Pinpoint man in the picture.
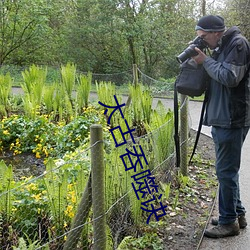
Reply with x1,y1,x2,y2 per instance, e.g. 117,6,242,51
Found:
192,15,250,238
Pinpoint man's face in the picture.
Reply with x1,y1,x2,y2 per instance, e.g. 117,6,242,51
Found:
196,30,221,49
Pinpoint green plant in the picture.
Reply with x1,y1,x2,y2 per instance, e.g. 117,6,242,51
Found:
0,73,12,117
12,176,49,241
117,232,163,250
144,100,174,164
96,81,122,127
178,172,191,189
43,84,56,114
60,62,76,102
0,161,15,222
21,65,47,118
76,72,92,111
172,190,180,210
13,233,49,250
129,83,152,127
160,182,171,201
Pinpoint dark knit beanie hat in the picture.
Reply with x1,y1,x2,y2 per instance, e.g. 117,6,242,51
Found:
195,15,225,32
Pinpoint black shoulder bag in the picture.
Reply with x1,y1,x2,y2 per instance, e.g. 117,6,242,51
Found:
174,58,210,168
175,58,208,97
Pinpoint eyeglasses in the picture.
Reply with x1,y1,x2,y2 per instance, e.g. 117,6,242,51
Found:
198,32,214,40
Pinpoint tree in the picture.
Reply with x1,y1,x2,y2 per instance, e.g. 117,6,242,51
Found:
220,0,250,39
0,0,48,65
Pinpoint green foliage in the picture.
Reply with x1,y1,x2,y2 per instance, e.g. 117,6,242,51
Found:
0,0,52,65
21,65,47,118
129,83,152,126
12,176,48,240
0,0,228,77
117,233,163,250
0,109,101,158
96,81,123,126
61,62,76,101
0,73,12,116
0,72,179,248
43,159,68,230
0,161,14,222
13,235,47,250
178,172,192,189
173,190,180,210
160,182,171,201
76,72,92,111
145,100,174,164
43,85,56,113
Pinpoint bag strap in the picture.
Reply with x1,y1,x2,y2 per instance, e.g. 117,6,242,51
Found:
189,91,208,164
174,80,180,168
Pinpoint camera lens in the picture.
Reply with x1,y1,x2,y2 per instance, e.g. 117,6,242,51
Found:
176,45,198,63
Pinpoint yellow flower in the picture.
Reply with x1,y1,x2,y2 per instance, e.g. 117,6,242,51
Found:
42,147,49,157
36,152,41,159
65,205,74,218
71,195,76,204
32,193,42,201
3,130,9,135
12,207,17,212
26,183,37,191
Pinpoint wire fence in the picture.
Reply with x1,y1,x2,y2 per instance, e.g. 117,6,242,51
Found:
0,66,191,249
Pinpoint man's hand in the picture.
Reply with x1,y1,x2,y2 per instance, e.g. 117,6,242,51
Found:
192,47,207,64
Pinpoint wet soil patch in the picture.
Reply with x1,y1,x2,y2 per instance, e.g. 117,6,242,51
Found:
0,152,45,180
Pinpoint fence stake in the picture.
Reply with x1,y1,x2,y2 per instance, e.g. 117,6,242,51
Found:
91,124,106,250
180,94,188,176
133,64,138,85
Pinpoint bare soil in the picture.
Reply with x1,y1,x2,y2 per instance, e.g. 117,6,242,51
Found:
161,130,217,250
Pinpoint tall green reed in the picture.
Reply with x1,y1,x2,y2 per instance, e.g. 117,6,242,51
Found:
96,81,122,127
0,161,14,222
61,63,76,103
43,84,55,114
0,73,12,117
76,72,92,112
43,159,68,232
21,65,47,118
145,100,174,164
129,84,152,134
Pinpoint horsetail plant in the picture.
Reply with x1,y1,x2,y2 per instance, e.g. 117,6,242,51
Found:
76,72,92,113
144,100,174,165
21,65,47,118
43,159,69,238
0,73,12,117
0,161,14,223
128,84,152,133
60,63,76,103
96,81,122,127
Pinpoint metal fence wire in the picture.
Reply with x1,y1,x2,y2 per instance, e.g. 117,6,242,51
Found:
0,67,190,249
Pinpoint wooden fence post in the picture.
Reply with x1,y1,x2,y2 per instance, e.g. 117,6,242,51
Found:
133,64,138,86
91,124,106,250
180,94,188,176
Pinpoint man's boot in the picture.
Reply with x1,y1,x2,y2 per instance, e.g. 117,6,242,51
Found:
204,222,240,238
211,214,247,229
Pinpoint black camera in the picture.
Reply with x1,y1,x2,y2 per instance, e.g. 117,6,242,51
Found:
176,36,208,63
